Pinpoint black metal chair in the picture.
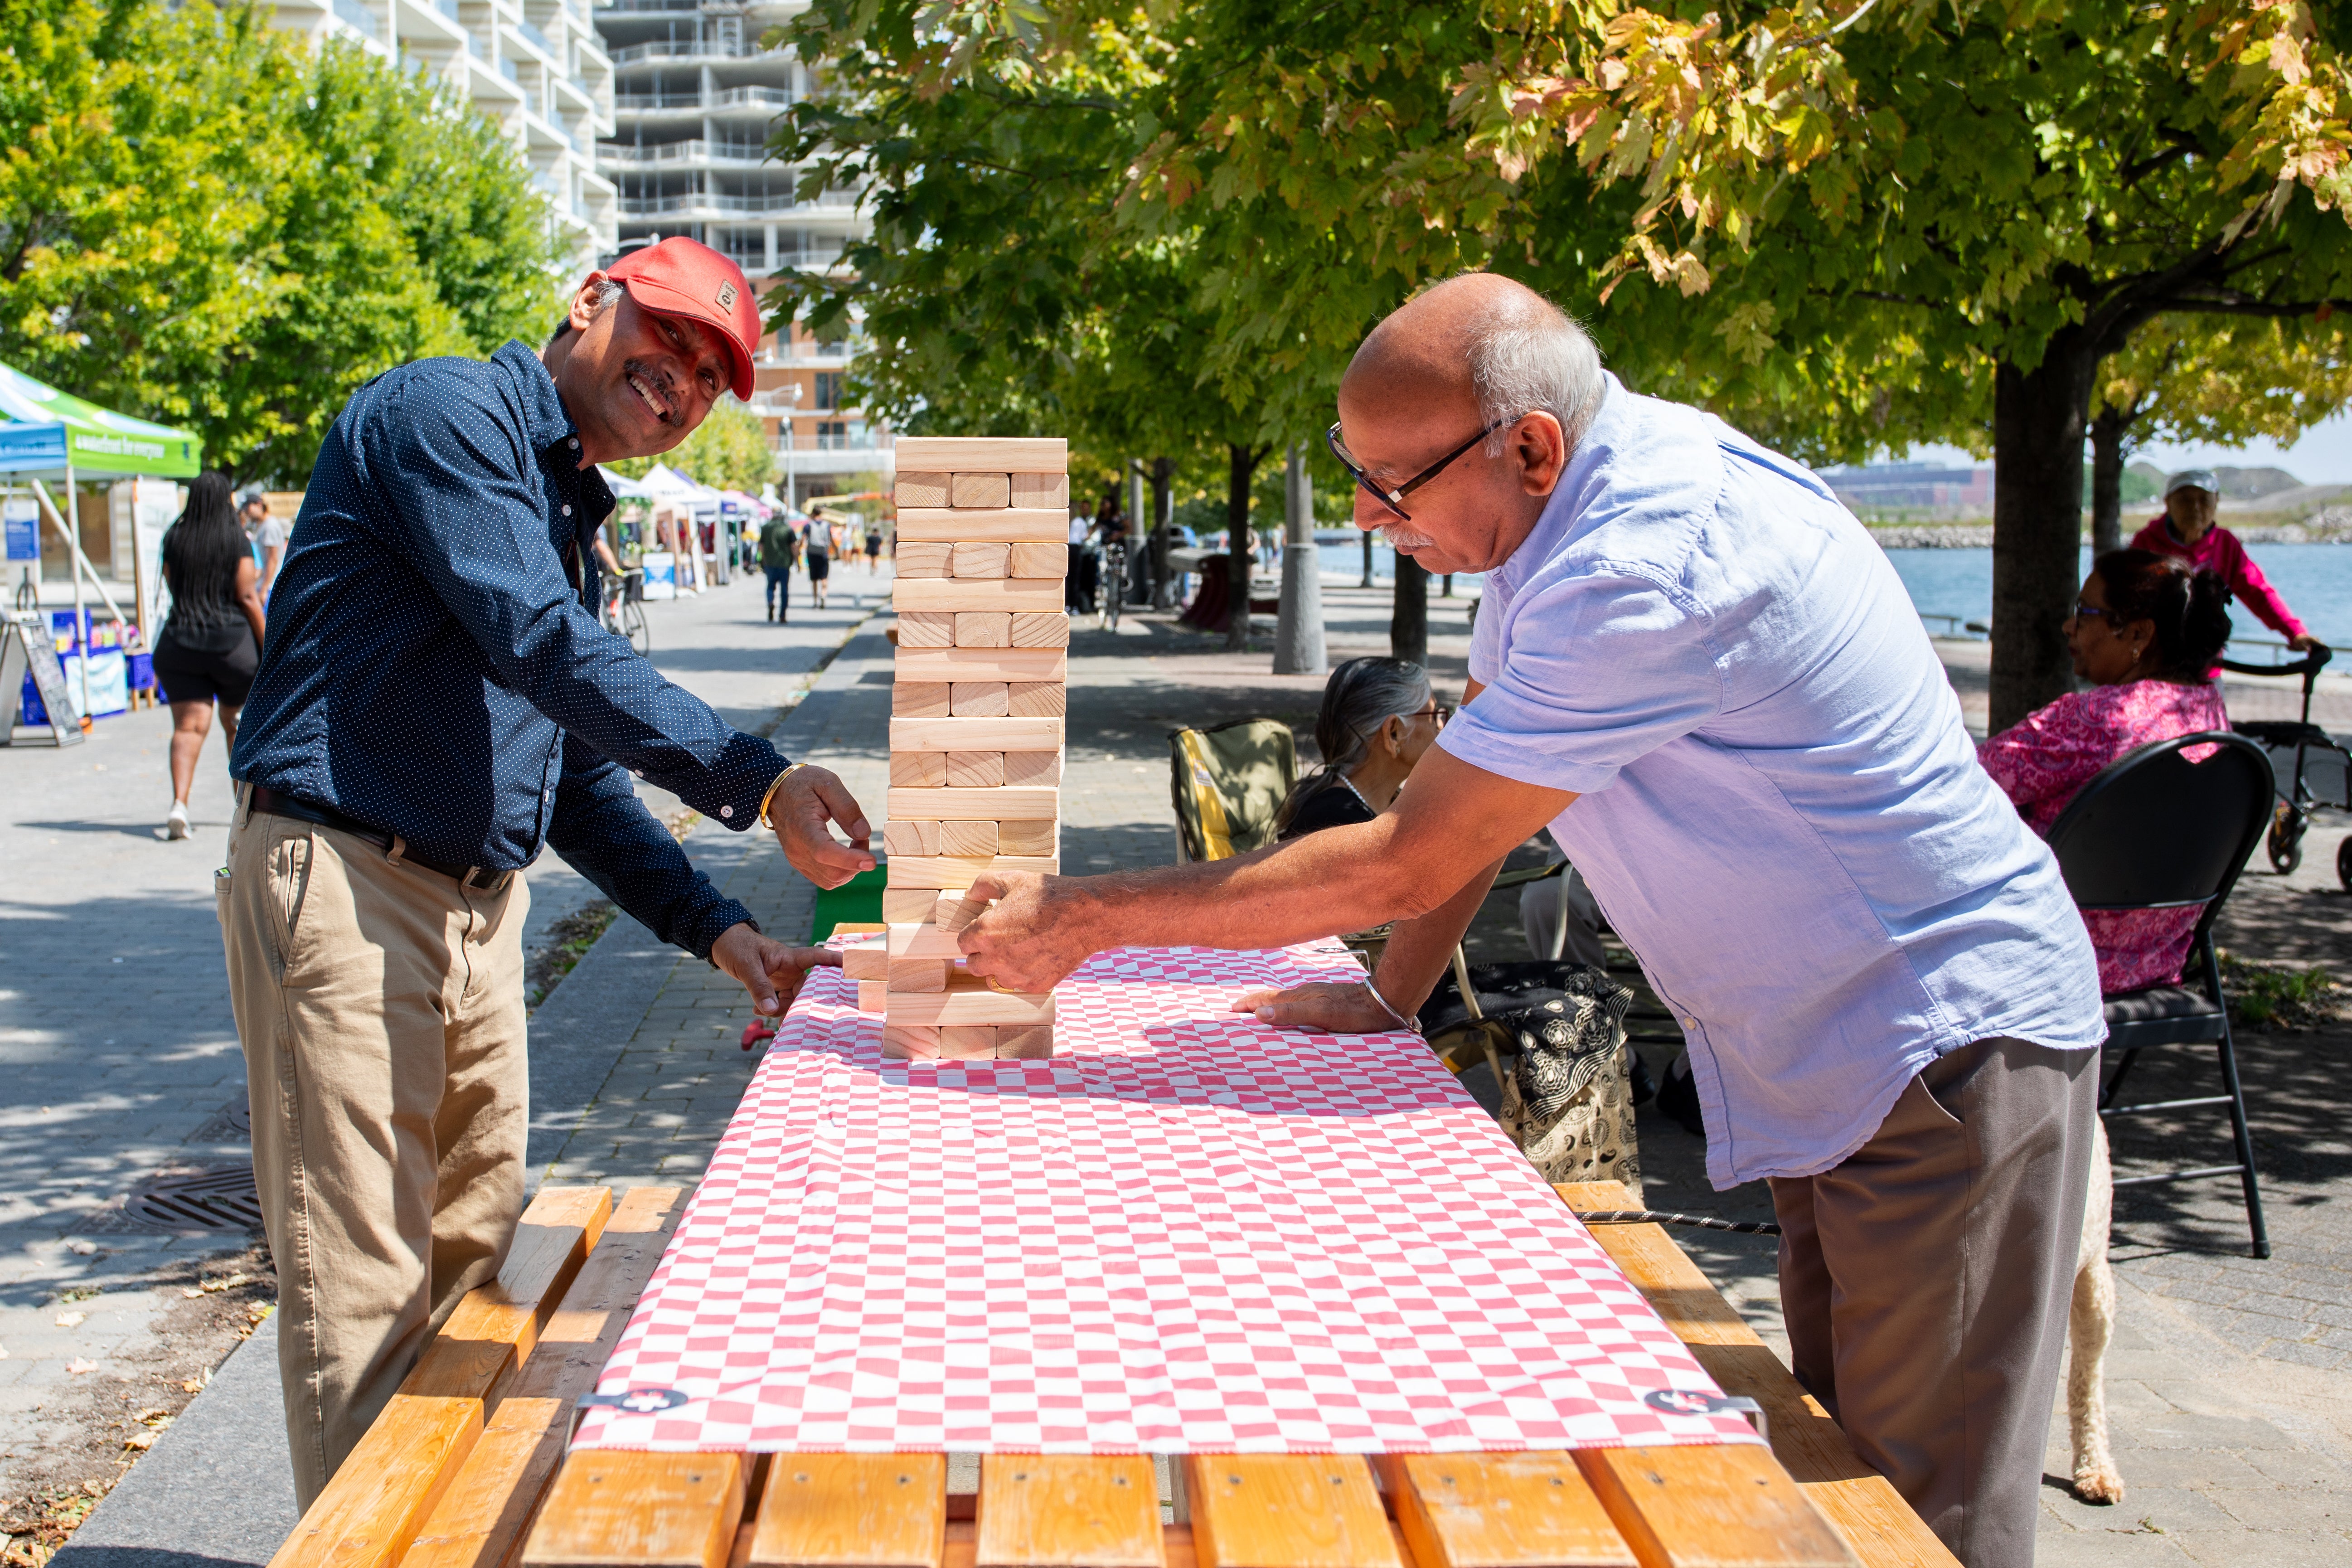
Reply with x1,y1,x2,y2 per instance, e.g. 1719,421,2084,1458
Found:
2044,731,2274,1258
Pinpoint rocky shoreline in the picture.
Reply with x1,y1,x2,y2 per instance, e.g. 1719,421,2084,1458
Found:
1870,505,2352,548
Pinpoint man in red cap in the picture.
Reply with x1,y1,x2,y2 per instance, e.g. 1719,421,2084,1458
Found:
221,238,878,1506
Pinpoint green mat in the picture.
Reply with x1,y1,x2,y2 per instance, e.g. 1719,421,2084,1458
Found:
809,865,888,942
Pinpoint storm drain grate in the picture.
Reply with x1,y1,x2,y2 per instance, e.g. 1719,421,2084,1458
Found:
105,1165,265,1233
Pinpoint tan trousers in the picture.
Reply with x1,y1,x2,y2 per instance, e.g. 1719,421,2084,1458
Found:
218,799,531,1510
1770,1037,2097,1568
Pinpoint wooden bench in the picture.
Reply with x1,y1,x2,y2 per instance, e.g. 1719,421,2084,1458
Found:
269,1182,1957,1568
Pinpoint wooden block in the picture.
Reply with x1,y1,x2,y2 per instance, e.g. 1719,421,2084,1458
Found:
894,578,1062,614
940,820,1000,857
897,648,1066,684
899,611,955,648
884,821,943,858
882,979,1054,1026
842,941,891,981
952,682,1011,717
750,1453,947,1568
1010,472,1069,508
1375,1452,1634,1568
522,1451,746,1568
275,1189,612,1568
1008,542,1069,580
1010,612,1070,648
892,752,950,788
857,981,887,1012
934,891,983,930
951,472,1013,509
954,612,1013,648
886,854,1058,889
1004,751,1063,787
997,819,1057,856
939,1025,999,1060
895,509,1069,544
976,1455,1161,1568
1186,1456,1399,1568
889,957,951,993
412,1189,686,1568
888,786,1060,820
953,540,1013,577
890,922,962,960
894,682,951,718
1574,1446,1856,1568
891,718,1063,752
1008,682,1066,718
895,437,1067,472
946,751,1006,788
883,888,943,922
895,541,954,578
882,1024,943,1061
996,1024,1055,1060
895,472,952,509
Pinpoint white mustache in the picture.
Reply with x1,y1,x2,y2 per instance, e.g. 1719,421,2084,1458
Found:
1381,523,1436,551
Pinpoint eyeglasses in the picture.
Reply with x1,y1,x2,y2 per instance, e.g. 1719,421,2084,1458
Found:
2071,602,2117,622
1326,417,1515,523
1413,703,1454,727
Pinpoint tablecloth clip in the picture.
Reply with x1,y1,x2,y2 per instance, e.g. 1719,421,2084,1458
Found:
1720,1395,1768,1442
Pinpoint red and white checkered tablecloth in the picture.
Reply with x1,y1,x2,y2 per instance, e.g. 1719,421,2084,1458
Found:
569,942,1762,1455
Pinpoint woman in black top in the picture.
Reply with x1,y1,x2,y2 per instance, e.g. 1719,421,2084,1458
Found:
1275,656,1449,840
153,472,266,840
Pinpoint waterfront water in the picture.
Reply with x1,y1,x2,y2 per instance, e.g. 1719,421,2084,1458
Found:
1888,544,2352,650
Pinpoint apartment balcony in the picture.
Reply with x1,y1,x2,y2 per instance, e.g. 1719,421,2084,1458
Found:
614,84,798,113
601,138,774,167
332,0,380,38
618,190,836,217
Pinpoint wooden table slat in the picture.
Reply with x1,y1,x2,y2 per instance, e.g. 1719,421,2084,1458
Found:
1574,1446,1856,1568
522,1451,747,1568
1375,1452,1636,1568
267,1185,614,1568
1552,1185,1956,1568
975,1456,1163,1568
748,1453,949,1568
408,1187,688,1568
1185,1456,1401,1568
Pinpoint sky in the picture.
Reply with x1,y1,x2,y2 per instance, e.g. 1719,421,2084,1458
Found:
1888,407,2352,485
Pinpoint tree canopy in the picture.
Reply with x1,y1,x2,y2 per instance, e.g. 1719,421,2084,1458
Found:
609,395,779,494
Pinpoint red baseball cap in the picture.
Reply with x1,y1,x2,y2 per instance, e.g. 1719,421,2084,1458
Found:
604,238,763,400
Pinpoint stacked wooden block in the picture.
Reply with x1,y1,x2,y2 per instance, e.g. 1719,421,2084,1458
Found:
856,436,1068,1060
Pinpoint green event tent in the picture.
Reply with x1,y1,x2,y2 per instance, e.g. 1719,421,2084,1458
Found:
0,359,202,478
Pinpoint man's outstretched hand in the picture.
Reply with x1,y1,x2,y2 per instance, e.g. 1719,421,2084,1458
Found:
710,922,840,1024
769,764,873,889
956,873,1099,994
1231,981,1413,1034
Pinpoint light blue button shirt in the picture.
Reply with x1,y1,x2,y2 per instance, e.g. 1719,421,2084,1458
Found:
1440,377,2103,1189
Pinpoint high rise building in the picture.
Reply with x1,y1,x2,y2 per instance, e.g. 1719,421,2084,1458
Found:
592,0,887,503
265,0,619,273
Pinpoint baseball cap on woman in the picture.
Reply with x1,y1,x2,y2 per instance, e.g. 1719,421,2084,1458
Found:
605,238,764,399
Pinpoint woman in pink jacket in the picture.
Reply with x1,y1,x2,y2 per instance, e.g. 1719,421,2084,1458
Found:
2129,468,2322,653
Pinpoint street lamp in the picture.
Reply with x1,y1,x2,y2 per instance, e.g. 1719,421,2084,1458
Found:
752,380,804,511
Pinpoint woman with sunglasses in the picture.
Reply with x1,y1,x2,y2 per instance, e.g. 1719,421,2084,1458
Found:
1978,549,2233,993
1274,656,1451,839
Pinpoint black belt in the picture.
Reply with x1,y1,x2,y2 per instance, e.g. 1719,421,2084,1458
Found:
249,786,514,893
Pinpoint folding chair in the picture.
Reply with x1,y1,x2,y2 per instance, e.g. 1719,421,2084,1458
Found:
2043,731,2275,1258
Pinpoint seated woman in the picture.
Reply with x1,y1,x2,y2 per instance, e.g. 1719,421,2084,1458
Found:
1978,549,2233,994
1274,655,1448,838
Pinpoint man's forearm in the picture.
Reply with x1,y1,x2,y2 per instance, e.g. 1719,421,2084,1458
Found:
1371,855,1507,1019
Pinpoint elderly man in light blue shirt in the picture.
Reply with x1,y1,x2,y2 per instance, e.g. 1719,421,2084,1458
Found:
961,274,2104,1568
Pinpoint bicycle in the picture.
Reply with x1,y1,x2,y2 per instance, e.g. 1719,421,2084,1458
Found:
602,568,652,655
1099,538,1127,632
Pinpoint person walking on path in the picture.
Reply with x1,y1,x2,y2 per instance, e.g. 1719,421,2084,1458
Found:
2130,468,2323,654
153,472,267,841
803,512,831,607
241,490,290,603
760,506,799,623
960,275,2103,1568
219,237,877,1510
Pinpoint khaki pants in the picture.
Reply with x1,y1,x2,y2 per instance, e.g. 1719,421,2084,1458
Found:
218,799,530,1510
1770,1037,2097,1568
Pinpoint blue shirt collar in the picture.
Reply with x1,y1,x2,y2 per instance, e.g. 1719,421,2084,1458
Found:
495,339,584,456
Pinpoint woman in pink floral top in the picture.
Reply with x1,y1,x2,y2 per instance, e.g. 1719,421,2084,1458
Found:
1979,549,2235,994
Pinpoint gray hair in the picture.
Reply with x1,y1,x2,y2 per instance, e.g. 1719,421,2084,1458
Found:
1466,288,1605,456
547,277,626,350
1274,657,1434,835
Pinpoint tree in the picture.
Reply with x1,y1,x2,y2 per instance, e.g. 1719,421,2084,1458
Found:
609,395,778,494
2089,316,2352,552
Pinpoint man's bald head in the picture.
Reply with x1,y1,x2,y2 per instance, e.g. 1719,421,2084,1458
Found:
1345,274,1603,453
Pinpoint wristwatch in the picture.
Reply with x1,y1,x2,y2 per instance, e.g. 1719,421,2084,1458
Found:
758,763,806,830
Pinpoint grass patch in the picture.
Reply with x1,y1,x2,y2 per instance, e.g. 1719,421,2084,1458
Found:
525,900,620,1013
2219,955,2338,1030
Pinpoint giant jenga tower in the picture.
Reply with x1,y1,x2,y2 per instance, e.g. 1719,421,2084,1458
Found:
868,437,1068,1060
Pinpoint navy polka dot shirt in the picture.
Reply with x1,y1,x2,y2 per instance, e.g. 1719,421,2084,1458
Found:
232,342,785,959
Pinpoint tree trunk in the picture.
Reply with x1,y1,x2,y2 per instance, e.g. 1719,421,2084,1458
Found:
2089,403,2130,557
1392,554,1429,665
1991,338,2097,731
1225,442,1258,651
1149,456,1174,607
1360,532,1373,587
1274,442,1328,675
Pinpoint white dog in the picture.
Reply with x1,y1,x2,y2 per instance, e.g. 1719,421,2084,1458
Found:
2067,1115,2124,1503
